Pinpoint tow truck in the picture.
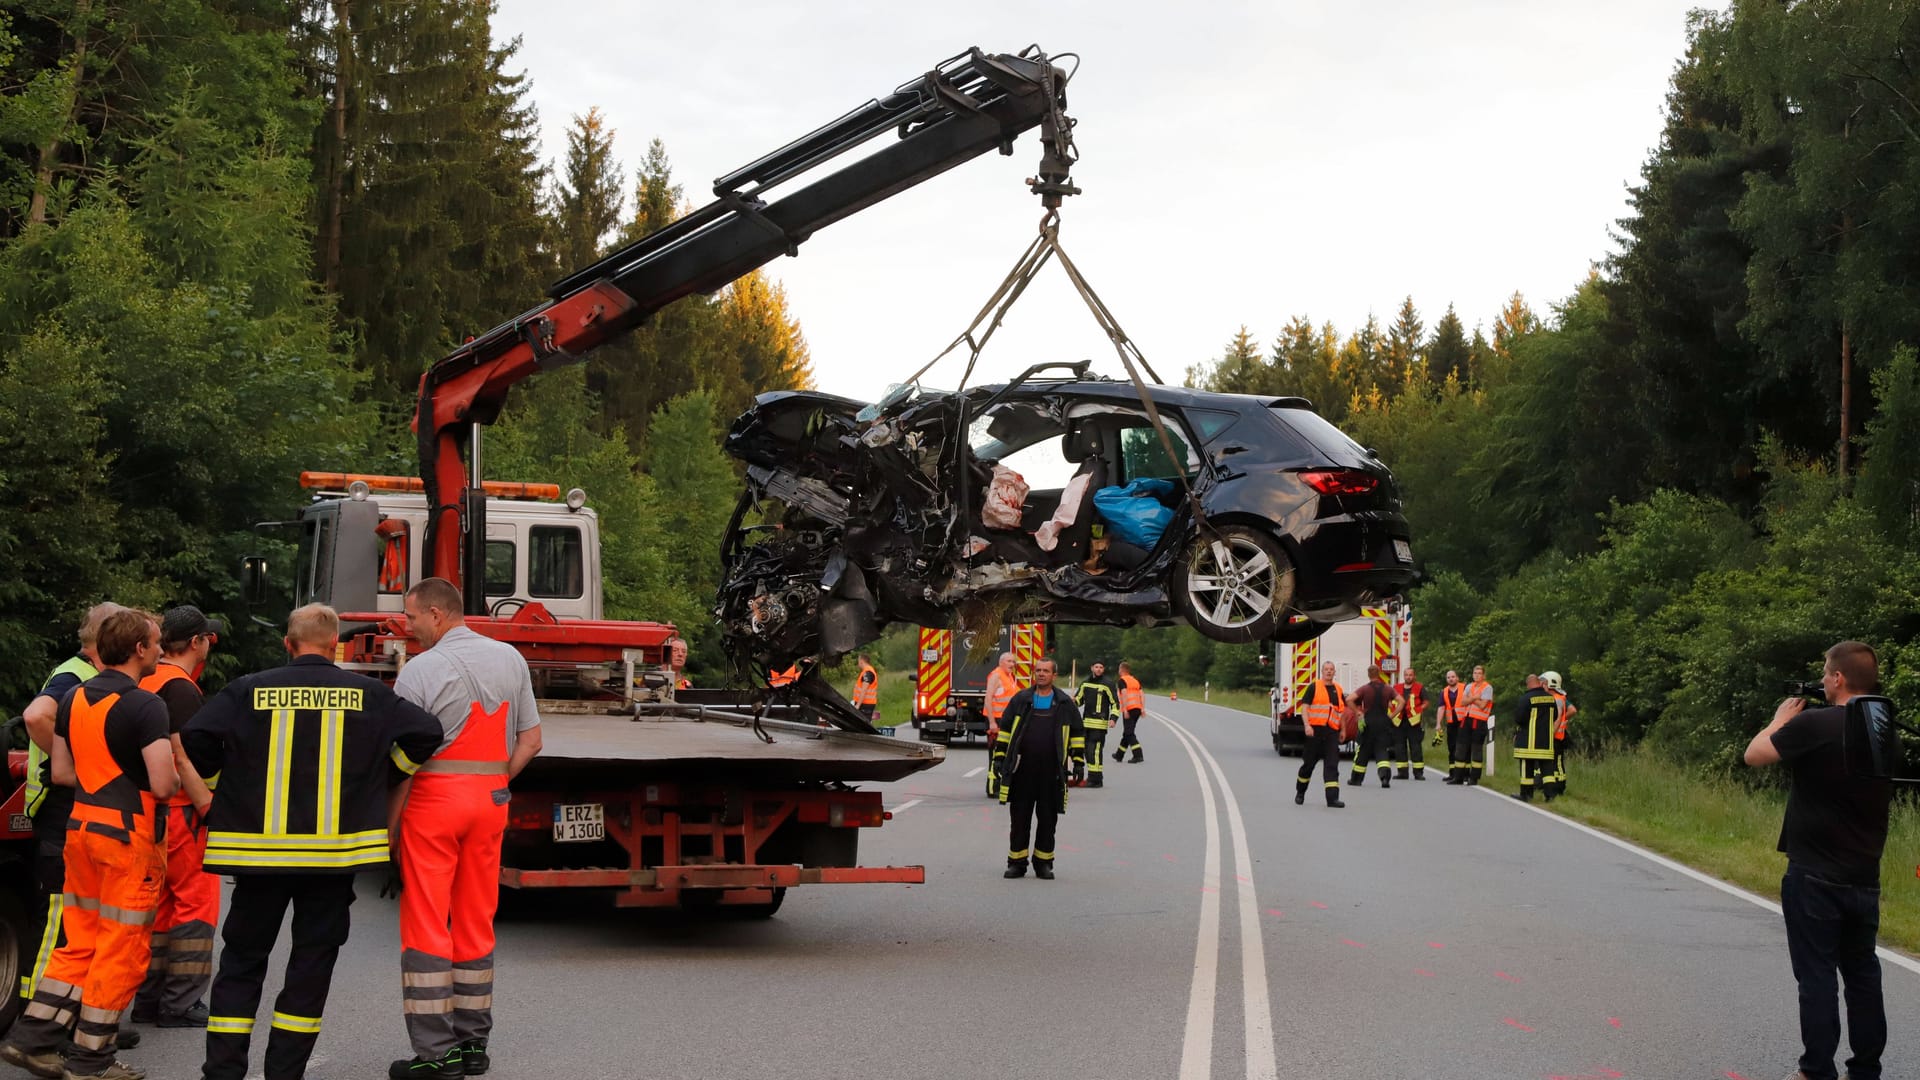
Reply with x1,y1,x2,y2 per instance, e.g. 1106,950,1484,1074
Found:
235,45,1084,916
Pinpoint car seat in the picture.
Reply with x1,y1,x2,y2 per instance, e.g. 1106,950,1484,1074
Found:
1049,423,1109,565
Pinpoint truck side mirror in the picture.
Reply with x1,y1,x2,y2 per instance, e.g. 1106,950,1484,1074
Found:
907,674,918,686
241,555,270,607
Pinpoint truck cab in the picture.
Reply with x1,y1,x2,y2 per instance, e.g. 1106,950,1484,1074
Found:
280,473,603,621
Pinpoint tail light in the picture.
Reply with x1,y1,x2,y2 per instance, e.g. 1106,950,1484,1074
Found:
916,693,927,715
1299,469,1379,496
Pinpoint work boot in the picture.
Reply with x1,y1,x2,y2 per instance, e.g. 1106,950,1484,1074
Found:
1326,797,1346,809
1089,776,1103,788
1348,772,1364,786
1129,749,1143,764
1113,748,1126,762
157,1001,209,1028
1396,768,1410,780
1379,772,1392,789
62,1060,145,1080
1,1043,66,1080
128,1002,158,1025
1003,862,1027,879
1033,861,1055,880
1413,770,1426,781
1294,789,1306,805
458,1040,490,1076
1443,769,1461,784
388,1048,465,1079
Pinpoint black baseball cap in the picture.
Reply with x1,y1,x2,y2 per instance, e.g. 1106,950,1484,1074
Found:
160,605,228,648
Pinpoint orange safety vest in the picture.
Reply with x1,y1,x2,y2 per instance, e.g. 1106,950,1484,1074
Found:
1300,680,1346,729
1552,690,1571,739
852,661,878,707
985,668,1019,721
69,689,161,844
1119,674,1144,713
1462,680,1493,722
1440,684,1466,725
140,661,197,806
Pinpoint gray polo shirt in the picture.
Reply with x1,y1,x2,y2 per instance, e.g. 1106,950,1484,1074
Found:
394,625,541,757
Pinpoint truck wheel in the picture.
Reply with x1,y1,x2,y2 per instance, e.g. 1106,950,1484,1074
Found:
1173,526,1294,644
0,887,30,1034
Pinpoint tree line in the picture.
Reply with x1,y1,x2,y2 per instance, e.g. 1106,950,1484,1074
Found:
1183,0,1920,770
0,0,812,699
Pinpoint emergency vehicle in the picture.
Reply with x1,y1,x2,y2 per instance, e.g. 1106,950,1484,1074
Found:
913,624,1046,746
1269,606,1412,755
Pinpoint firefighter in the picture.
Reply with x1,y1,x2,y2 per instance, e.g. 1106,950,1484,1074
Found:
982,652,1020,798
15,603,124,1029
1541,670,1576,798
183,604,443,1080
1347,665,1394,788
1390,666,1428,781
1438,670,1470,784
388,578,543,1080
1114,662,1146,763
993,658,1085,879
1458,665,1494,786
1294,661,1348,808
1513,674,1560,801
3,609,176,1080
1073,662,1118,788
851,655,879,722
131,606,225,1029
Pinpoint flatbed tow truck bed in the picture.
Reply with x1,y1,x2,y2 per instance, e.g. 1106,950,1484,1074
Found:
521,710,944,787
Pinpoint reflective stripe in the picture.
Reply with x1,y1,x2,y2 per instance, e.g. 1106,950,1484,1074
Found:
202,846,389,869
207,1016,255,1035
97,902,157,926
25,894,62,998
203,771,219,790
1008,848,1030,859
450,994,492,1010
24,1001,75,1026
389,745,422,776
265,708,295,834
316,708,344,836
208,828,388,850
402,998,452,1014
451,968,493,986
72,1028,114,1051
417,758,509,776
169,936,214,953
79,1004,120,1024
272,1011,322,1034
402,970,455,988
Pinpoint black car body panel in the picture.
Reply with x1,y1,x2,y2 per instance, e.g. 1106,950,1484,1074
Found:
716,376,1416,673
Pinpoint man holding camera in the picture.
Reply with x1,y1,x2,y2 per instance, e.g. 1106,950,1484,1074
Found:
1744,641,1891,1080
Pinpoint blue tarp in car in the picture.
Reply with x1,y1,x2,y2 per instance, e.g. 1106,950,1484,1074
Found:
1093,478,1175,549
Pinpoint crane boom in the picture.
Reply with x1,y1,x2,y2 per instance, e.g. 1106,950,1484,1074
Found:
413,45,1081,609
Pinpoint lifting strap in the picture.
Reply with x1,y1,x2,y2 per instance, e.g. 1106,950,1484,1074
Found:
903,211,1209,533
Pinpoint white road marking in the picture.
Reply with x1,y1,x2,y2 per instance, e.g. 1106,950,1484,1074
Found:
1474,786,1920,977
1163,707,1223,1080
1157,710,1278,1080
888,799,923,814
963,766,986,778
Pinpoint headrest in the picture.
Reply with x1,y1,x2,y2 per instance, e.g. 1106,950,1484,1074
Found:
1062,424,1102,463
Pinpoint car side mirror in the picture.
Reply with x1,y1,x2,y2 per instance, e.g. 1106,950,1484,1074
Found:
907,674,919,686
241,555,270,607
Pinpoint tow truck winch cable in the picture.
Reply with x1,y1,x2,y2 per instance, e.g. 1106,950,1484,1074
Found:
902,210,1210,535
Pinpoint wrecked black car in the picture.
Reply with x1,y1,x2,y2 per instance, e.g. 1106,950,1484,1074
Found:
716,361,1416,675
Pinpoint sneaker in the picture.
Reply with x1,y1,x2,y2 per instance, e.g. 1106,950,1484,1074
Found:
1003,864,1027,879
1033,862,1055,880
63,1059,145,1080
388,1049,465,1079
1,1042,66,1080
459,1041,490,1076
157,1001,209,1028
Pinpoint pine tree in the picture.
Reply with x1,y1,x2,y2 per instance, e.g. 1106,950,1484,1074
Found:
1193,325,1265,393
1492,291,1540,360
1426,304,1471,387
1339,313,1386,407
1383,295,1424,389
552,107,624,269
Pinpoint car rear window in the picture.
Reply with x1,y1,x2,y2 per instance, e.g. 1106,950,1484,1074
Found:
1270,404,1368,460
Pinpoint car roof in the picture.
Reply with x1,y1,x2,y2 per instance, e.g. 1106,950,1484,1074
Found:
982,378,1316,415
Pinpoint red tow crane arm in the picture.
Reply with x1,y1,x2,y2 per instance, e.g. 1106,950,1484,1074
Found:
412,45,1081,613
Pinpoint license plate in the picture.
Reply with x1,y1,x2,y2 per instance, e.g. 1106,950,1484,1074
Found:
1392,538,1412,564
552,803,604,843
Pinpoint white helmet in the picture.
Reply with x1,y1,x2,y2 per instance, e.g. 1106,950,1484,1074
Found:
1541,670,1563,692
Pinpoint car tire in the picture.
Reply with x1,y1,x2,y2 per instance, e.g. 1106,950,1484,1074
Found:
1173,525,1295,644
0,885,29,1034
1270,617,1331,644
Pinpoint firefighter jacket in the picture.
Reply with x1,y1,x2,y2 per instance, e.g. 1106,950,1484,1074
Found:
1075,677,1118,729
993,687,1086,812
181,655,444,874
1392,681,1426,726
1513,688,1559,761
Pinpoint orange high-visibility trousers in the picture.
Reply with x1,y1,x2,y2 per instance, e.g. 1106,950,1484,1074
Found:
137,803,219,1016
397,702,510,1059
21,828,164,1068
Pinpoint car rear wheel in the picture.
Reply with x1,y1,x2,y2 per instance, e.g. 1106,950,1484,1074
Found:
1174,526,1295,644
1270,616,1331,644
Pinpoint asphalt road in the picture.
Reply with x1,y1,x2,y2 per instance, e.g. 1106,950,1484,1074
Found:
113,695,1917,1080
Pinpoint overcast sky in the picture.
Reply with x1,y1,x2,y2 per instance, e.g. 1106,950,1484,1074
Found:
493,0,1703,400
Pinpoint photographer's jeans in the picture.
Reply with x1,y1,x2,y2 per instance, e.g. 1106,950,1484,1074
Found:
1781,863,1886,1080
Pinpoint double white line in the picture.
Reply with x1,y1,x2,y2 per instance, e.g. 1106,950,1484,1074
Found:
1153,709,1277,1080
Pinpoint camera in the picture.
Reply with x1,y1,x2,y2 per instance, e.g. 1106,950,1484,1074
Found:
1784,679,1826,703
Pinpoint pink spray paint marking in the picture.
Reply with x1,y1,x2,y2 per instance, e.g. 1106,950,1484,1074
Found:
1495,971,1522,984
1726,1073,1754,1080
1236,874,1252,884
1547,1072,1624,1080
1060,843,1080,853
1413,968,1435,977
1310,901,1328,909
1113,860,1132,868
1340,938,1366,949
1162,853,1178,862
1103,839,1116,847
1503,1018,1535,1032
1607,1018,1623,1030
1201,886,1218,894
1264,908,1284,918
1428,942,1445,949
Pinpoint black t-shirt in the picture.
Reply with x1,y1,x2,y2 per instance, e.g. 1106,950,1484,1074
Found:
1771,704,1894,885
1353,682,1390,723
154,676,204,735
54,670,171,794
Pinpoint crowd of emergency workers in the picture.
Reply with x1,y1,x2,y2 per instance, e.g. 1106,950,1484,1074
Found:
6,580,541,1080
